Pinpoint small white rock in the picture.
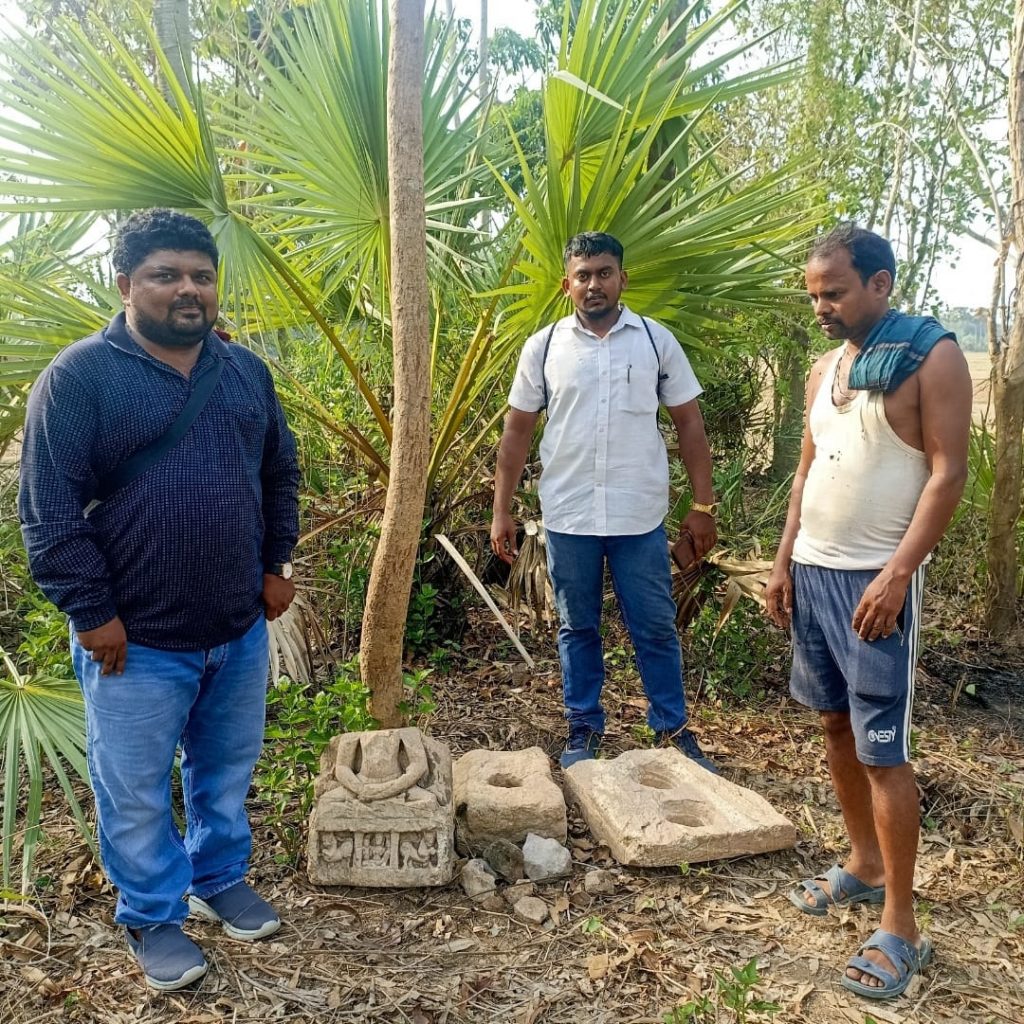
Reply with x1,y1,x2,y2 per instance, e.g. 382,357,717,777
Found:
460,858,498,900
584,868,616,895
523,832,572,881
513,896,549,925
503,880,536,907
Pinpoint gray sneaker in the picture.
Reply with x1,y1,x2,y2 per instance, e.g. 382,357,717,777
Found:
189,881,281,940
126,924,208,991
657,727,720,774
560,727,603,769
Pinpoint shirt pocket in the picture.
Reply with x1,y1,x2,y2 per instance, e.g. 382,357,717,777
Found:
208,391,267,461
620,361,661,415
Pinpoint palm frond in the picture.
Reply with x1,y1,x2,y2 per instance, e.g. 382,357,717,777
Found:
0,650,94,894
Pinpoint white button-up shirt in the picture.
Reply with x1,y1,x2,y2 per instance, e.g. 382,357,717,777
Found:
508,306,702,536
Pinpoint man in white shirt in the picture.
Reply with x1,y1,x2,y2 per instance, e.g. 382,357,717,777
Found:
490,232,718,771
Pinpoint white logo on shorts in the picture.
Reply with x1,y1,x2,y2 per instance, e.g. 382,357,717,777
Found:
868,728,896,743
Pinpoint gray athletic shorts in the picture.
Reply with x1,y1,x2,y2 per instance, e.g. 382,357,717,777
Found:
789,562,925,766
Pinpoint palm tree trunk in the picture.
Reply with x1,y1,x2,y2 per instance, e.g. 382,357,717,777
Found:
479,0,489,97
985,4,1024,637
153,0,191,98
360,0,431,726
770,323,807,481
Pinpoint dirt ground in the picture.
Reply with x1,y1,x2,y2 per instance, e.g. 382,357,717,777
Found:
2,616,1022,1024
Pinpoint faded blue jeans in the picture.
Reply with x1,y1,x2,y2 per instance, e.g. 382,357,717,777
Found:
71,615,269,929
544,525,688,736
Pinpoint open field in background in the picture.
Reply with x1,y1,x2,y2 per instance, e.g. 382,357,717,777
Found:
966,351,993,423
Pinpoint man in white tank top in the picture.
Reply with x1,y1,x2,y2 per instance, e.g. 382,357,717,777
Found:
766,225,971,1000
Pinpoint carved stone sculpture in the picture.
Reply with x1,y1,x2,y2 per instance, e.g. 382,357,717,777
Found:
307,728,454,887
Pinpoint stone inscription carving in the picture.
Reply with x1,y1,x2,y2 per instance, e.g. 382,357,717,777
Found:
307,729,454,887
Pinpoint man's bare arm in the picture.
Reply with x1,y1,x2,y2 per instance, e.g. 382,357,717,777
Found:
852,339,971,639
666,399,718,557
490,407,540,563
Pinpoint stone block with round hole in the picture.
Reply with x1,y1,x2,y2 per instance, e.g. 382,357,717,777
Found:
563,749,795,866
453,747,567,848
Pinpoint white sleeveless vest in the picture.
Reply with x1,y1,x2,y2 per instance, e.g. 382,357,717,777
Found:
792,348,929,571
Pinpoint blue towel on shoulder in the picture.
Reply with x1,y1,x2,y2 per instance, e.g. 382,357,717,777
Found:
848,309,955,393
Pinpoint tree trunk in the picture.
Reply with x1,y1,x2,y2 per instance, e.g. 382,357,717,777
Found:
359,0,432,726
153,0,191,99
770,323,808,482
478,0,489,98
985,3,1024,637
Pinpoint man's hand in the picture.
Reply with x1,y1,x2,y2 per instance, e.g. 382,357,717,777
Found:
852,571,907,641
490,511,520,564
682,509,717,561
263,573,296,621
765,564,793,630
77,616,127,676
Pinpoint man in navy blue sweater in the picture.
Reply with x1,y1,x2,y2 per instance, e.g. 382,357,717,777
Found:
19,209,300,991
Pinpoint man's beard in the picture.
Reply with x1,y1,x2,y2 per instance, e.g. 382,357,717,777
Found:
132,305,215,348
581,298,618,320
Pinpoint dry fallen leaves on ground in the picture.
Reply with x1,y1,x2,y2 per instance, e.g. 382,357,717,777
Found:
2,620,1022,1024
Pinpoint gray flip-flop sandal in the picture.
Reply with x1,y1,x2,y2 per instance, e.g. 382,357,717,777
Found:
788,863,886,916
841,928,933,999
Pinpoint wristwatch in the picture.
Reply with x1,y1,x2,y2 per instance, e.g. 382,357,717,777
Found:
269,562,294,579
690,501,719,518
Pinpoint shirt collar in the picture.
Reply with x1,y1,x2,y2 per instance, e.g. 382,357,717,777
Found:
571,303,639,338
103,310,233,364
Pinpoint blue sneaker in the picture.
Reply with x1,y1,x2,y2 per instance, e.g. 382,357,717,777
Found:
560,728,602,769
189,881,280,941
658,727,720,774
126,924,208,991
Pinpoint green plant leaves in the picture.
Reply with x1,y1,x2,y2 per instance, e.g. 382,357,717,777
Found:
0,651,94,894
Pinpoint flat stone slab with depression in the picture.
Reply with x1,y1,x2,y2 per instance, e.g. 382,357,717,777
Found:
307,728,455,887
564,749,795,867
454,747,567,846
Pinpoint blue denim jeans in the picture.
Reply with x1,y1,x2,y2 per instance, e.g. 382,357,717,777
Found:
544,525,688,735
71,615,269,929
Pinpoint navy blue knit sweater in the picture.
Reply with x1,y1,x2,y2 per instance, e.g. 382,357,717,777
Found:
19,313,300,651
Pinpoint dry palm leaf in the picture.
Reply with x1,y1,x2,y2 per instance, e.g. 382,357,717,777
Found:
507,519,557,632
672,551,709,632
268,589,326,684
705,548,772,640
672,546,775,637
435,533,536,669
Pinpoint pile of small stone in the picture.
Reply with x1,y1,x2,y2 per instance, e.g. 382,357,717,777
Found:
460,832,590,925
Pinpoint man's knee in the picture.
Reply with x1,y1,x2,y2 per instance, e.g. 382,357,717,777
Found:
820,710,853,738
862,760,915,785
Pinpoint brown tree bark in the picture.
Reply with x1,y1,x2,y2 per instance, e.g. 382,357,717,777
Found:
985,2,1024,636
359,0,432,726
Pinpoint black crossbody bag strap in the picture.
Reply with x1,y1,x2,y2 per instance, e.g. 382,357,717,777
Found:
640,316,666,398
539,321,558,411
542,317,664,409
85,358,226,517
